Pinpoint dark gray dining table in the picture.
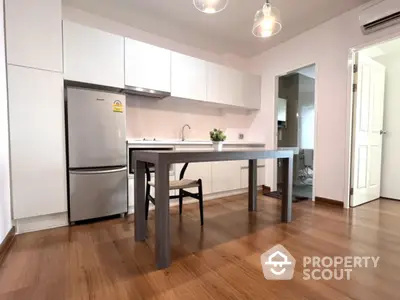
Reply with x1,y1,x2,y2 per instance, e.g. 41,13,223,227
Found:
133,148,295,269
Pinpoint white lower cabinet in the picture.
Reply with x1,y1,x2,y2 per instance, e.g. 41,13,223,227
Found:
211,161,241,193
128,174,177,209
175,162,212,194
240,166,266,189
8,65,67,219
128,177,135,207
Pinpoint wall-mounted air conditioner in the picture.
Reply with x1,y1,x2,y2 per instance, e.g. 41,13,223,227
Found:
359,0,400,35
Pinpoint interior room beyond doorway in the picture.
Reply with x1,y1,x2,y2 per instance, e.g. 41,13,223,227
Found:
269,64,316,202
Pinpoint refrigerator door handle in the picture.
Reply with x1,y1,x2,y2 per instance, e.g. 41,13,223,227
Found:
70,167,127,175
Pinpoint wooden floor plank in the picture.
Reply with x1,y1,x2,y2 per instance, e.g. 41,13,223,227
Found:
1,195,399,300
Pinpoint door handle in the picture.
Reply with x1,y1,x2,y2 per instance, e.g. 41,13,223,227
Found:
380,130,387,135
70,167,127,175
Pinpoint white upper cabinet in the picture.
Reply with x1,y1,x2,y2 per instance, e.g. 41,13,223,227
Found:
5,0,63,72
8,65,67,219
63,21,124,88
125,39,171,92
242,73,261,110
171,52,207,101
207,63,232,105
207,62,260,109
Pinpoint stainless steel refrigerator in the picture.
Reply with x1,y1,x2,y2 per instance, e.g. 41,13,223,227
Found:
66,87,128,222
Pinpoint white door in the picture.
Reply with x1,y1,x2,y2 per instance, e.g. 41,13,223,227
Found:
381,57,400,200
351,54,386,207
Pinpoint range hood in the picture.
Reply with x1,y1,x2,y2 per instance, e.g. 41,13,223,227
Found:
123,85,170,99
64,80,170,99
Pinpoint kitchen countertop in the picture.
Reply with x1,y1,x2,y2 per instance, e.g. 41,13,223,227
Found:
127,139,266,147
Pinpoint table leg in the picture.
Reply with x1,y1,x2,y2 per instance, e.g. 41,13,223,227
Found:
155,162,170,269
281,157,293,222
248,159,257,211
134,159,146,241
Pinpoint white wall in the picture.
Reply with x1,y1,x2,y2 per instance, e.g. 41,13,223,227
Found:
0,0,13,243
250,2,400,203
375,53,400,199
126,95,257,140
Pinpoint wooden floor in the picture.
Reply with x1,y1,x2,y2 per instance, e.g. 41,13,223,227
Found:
1,195,399,300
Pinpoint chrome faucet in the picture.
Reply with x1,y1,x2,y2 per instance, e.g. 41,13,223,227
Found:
181,124,191,141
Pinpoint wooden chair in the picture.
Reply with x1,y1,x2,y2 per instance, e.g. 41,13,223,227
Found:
145,163,204,226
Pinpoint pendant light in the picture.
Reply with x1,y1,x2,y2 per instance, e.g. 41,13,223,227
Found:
193,0,229,14
252,0,282,38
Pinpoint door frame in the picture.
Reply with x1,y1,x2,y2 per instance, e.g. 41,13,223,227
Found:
346,33,400,208
273,63,318,201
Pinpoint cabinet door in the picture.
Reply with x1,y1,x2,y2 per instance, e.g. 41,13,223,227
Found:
207,63,243,107
207,63,230,105
125,39,171,92
149,174,178,198
128,175,176,210
242,73,261,110
128,177,134,207
8,65,67,219
63,21,124,88
5,0,62,72
171,52,207,101
230,69,244,107
211,161,241,193
240,166,266,188
175,162,212,194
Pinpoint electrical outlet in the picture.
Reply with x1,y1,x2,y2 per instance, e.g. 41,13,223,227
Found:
238,133,244,140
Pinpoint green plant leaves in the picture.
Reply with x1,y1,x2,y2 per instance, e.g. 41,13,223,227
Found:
209,128,227,142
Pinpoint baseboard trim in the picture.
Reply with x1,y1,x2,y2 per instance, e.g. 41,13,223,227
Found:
381,197,400,201
315,196,344,207
0,227,16,266
14,212,68,234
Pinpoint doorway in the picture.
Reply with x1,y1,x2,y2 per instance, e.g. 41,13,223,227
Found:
274,64,316,201
349,36,400,207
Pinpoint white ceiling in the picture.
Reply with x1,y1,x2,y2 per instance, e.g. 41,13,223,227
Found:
63,0,370,57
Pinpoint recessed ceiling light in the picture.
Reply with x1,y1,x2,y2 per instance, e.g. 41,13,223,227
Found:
193,0,229,14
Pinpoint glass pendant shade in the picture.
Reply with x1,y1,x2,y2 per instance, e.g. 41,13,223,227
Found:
252,2,282,38
193,0,229,14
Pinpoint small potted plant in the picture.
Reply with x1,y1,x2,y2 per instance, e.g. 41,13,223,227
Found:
209,128,227,151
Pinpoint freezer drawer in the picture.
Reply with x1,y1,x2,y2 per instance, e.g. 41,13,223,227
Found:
69,167,128,222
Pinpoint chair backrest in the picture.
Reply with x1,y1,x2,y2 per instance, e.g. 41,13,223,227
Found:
145,163,151,183
179,163,189,180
